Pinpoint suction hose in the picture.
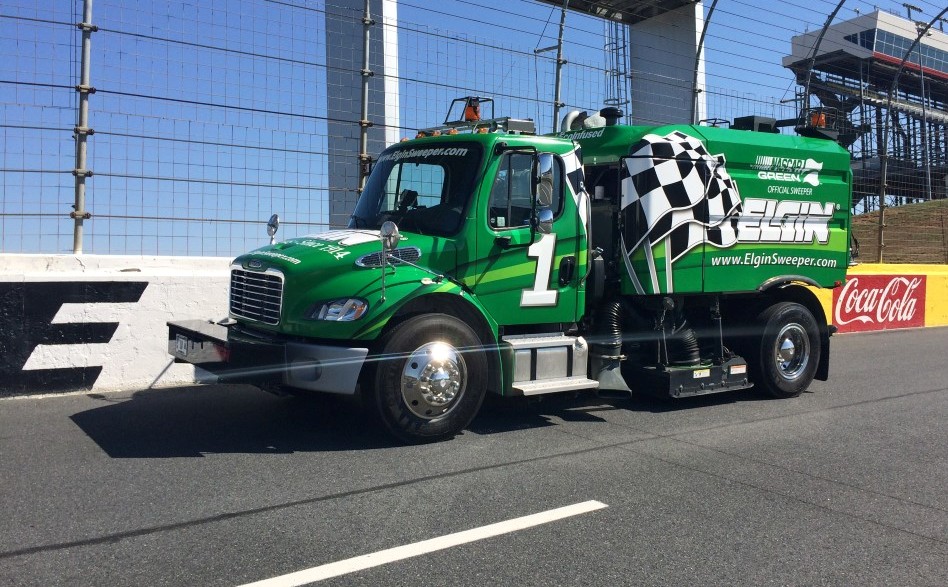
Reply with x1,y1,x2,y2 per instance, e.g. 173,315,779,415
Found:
666,320,701,366
592,299,631,393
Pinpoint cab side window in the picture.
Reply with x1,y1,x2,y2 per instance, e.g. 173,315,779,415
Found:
488,153,562,230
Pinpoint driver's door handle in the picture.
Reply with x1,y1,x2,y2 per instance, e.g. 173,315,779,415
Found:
559,256,575,286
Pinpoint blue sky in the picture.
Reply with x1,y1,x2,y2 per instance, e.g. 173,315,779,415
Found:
0,0,944,255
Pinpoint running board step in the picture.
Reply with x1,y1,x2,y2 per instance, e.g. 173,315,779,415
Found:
513,377,600,396
502,333,598,396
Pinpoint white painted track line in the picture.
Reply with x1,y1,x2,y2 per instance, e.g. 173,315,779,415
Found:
237,500,608,587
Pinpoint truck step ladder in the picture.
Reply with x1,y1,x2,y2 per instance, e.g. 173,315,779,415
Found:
503,333,599,396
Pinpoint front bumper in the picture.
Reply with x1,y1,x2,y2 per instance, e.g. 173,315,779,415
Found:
168,319,368,394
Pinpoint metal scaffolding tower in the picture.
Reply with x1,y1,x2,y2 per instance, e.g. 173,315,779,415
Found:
783,9,948,213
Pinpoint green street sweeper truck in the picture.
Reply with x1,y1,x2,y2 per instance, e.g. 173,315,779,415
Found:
169,97,851,442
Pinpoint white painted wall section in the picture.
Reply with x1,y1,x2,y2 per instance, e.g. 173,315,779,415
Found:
0,254,231,394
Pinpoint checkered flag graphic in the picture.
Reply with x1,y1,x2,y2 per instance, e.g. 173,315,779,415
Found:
621,131,742,264
559,145,591,232
563,146,585,198
704,157,741,253
621,131,712,253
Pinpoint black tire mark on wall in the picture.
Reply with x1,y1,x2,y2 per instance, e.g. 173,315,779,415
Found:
0,281,148,397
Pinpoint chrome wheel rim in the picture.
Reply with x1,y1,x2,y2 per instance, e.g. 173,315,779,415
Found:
400,341,467,419
773,323,809,381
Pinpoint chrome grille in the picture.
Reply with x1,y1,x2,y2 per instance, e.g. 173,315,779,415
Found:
230,268,284,325
355,247,422,268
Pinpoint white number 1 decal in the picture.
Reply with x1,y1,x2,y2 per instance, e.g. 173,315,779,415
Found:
520,233,558,307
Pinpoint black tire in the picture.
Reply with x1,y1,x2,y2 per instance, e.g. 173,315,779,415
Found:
751,302,821,399
372,314,488,443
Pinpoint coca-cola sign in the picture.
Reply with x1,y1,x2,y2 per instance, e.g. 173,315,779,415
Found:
833,275,926,333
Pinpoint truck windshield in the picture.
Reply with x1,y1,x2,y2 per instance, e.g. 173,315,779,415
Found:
348,143,483,236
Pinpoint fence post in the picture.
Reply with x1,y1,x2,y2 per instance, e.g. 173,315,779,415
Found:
691,0,717,124
877,176,885,263
943,212,947,264
551,1,568,133
358,0,374,193
72,0,95,254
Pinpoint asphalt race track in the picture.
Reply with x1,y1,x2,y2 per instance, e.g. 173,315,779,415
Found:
1,327,946,586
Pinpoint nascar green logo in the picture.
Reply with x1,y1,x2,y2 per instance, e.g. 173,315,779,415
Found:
752,156,823,186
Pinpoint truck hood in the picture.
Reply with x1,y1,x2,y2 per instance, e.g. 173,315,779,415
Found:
234,229,386,275
232,228,460,337
235,229,458,277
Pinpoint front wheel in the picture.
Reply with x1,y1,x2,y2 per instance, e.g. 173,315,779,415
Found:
751,302,821,399
372,314,488,443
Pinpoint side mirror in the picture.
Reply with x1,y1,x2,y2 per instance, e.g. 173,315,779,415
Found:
380,220,400,251
266,214,280,244
535,207,554,235
534,153,554,208
379,221,400,302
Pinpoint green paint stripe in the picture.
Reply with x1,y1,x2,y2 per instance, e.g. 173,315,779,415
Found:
354,281,464,340
474,261,536,285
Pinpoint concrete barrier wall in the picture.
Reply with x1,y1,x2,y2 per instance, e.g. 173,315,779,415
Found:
811,264,948,333
1,255,946,398
0,255,230,397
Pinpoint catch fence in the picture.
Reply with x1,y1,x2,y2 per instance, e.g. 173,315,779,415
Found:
1,0,945,262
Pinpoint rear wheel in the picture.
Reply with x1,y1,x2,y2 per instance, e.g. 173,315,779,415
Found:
751,302,821,398
372,314,487,443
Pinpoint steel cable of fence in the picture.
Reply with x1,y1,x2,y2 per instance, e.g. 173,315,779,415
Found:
1,0,946,261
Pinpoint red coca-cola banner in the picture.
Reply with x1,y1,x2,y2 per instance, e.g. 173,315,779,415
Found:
833,275,926,333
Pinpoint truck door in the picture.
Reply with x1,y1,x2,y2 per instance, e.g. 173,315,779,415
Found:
469,151,581,326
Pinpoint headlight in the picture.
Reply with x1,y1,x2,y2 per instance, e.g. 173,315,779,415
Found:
312,298,369,321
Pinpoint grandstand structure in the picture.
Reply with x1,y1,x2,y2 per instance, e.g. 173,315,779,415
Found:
783,9,948,211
